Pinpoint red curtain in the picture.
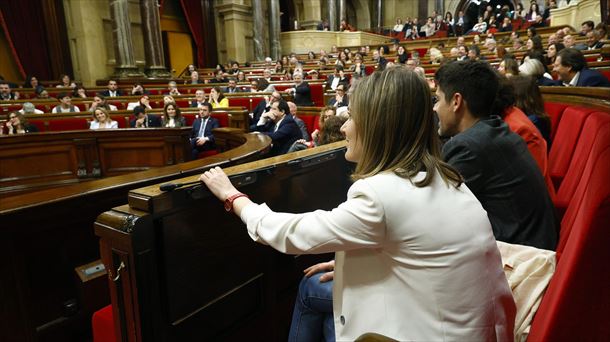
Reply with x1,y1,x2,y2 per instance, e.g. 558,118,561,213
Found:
179,0,205,67
0,0,54,80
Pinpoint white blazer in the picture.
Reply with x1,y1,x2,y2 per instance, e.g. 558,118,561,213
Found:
241,171,516,341
90,120,118,129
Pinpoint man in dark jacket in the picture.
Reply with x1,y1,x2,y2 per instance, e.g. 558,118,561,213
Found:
253,100,301,156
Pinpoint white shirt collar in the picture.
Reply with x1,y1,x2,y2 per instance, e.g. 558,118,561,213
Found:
564,71,580,87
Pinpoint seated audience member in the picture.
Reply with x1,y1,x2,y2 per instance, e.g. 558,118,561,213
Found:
499,17,513,32
190,103,219,159
326,66,348,91
190,90,207,108
490,77,549,180
127,95,152,111
19,102,44,115
309,106,336,144
580,20,594,36
456,45,468,60
52,93,80,113
328,84,348,108
546,42,565,65
512,38,525,51
286,73,314,106
498,58,520,77
586,30,604,50
90,94,118,112
56,74,76,88
162,102,186,128
519,58,556,86
0,82,18,100
372,49,387,71
551,48,610,87
209,87,229,108
188,71,202,84
130,83,148,96
562,34,586,50
250,91,282,131
200,67,516,342
73,85,88,98
224,78,242,93
255,77,276,93
467,44,483,61
236,71,247,82
287,101,309,140
36,89,50,99
100,80,123,97
393,18,404,34
306,69,320,80
163,95,176,106
90,108,118,129
4,112,38,134
209,70,228,84
252,99,301,156
317,19,330,31
468,16,487,34
511,76,552,145
349,55,366,78
24,76,44,94
435,60,558,250
166,81,181,96
130,105,162,128
288,113,347,152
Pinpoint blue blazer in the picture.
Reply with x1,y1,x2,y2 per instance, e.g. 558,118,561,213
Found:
576,69,610,87
254,114,302,156
190,116,220,144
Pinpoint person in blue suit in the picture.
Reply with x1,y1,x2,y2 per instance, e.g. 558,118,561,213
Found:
252,99,301,156
190,102,220,159
551,48,610,87
130,105,162,128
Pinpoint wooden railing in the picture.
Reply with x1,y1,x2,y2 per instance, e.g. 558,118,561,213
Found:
0,130,271,342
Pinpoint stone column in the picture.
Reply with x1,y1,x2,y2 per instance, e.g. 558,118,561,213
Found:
109,0,144,78
216,3,253,64
140,0,170,78
252,0,266,60
338,0,346,23
269,0,282,60
301,0,322,30
376,0,382,33
328,0,337,31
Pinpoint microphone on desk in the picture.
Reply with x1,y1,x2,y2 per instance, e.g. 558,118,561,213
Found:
159,180,202,192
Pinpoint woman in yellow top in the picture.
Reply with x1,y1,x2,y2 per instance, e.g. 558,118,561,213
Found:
209,87,229,108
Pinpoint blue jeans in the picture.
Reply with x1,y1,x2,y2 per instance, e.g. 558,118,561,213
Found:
288,272,335,342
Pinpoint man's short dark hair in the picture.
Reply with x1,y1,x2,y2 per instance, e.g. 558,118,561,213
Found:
199,102,213,112
108,79,117,84
335,65,344,72
58,92,70,99
434,60,500,118
276,100,290,114
133,105,146,116
557,48,587,72
582,20,594,30
469,44,480,56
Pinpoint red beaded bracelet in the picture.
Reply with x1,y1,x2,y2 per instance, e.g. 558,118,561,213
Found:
224,193,249,212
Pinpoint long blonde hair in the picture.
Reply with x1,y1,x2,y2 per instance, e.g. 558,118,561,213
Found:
350,67,462,187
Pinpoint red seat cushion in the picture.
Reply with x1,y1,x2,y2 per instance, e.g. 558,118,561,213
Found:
228,98,252,112
182,113,196,126
211,113,229,127
92,304,116,342
48,118,89,131
309,84,324,106
548,106,595,189
299,115,316,136
197,149,219,159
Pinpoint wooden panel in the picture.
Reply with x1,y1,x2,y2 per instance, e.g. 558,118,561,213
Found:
95,143,350,341
99,140,168,176
166,32,194,76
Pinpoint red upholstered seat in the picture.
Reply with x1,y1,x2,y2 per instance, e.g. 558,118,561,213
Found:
528,147,610,340
48,118,89,131
211,113,229,127
175,100,189,108
250,97,264,110
27,119,47,132
74,103,87,111
182,113,196,126
92,304,116,342
364,65,376,75
554,112,610,218
228,98,252,112
548,106,595,189
298,114,316,137
309,83,324,106
543,102,568,141
109,115,129,128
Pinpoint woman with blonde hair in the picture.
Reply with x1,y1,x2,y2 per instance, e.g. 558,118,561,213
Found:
90,108,118,129
200,67,515,341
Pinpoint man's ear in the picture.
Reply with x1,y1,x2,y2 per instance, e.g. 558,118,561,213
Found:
452,92,464,113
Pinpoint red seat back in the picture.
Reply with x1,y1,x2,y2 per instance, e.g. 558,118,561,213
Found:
48,118,89,131
298,114,316,137
548,106,595,189
543,102,568,141
309,83,324,106
228,98,252,112
528,147,610,340
555,112,610,217
211,113,229,127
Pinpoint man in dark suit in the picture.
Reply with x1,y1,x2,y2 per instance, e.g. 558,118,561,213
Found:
190,89,207,108
250,91,282,131
286,73,314,107
372,49,387,71
130,105,162,128
100,80,124,97
327,83,348,108
586,30,605,50
325,66,349,91
190,103,220,159
434,60,558,250
552,48,610,87
253,99,301,156
224,79,243,93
